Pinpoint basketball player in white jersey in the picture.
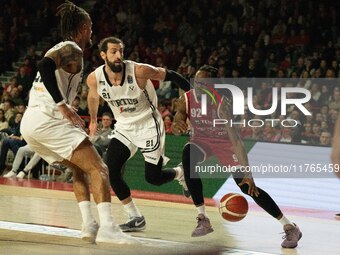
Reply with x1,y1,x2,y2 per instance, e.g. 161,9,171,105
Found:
87,36,191,232
20,1,136,245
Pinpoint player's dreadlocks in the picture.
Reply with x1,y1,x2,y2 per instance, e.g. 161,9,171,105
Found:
56,0,89,40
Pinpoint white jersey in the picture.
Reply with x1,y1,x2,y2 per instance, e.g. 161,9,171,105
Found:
21,41,87,164
28,41,83,108
95,60,158,126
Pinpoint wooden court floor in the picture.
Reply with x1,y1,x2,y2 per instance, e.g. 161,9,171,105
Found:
0,180,339,255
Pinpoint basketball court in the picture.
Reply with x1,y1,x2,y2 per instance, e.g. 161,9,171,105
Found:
0,177,339,255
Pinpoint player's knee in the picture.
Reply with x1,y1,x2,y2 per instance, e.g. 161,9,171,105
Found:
144,159,163,186
99,162,109,178
145,174,163,186
182,144,190,166
182,143,204,167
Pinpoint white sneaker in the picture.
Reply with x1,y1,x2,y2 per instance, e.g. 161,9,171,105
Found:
174,163,191,198
81,221,99,243
16,171,28,179
96,223,140,245
4,170,17,178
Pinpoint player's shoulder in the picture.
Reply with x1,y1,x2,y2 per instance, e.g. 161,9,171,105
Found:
183,89,193,99
46,41,81,55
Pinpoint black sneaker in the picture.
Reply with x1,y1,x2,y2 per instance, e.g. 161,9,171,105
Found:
119,216,146,232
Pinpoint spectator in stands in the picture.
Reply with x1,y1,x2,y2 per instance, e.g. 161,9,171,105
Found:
0,113,25,175
248,121,264,140
310,122,322,144
318,84,331,106
9,87,24,106
158,100,171,119
1,112,22,136
0,109,9,131
3,144,41,179
164,114,173,134
328,86,340,112
78,87,89,114
279,126,292,143
89,112,113,159
3,77,17,94
263,123,281,142
71,96,88,116
319,130,332,146
301,122,313,144
15,66,32,96
1,99,16,124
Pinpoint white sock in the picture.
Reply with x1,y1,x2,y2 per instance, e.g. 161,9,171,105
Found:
97,202,115,226
196,205,208,217
278,215,293,227
123,200,142,218
173,166,182,180
78,201,96,225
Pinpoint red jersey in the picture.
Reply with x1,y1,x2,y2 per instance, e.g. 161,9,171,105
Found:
184,89,239,167
184,89,229,140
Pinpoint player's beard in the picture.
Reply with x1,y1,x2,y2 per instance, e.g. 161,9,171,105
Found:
108,60,123,73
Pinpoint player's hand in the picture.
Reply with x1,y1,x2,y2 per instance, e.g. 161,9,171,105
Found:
172,120,188,136
88,120,98,136
58,104,85,129
238,175,259,197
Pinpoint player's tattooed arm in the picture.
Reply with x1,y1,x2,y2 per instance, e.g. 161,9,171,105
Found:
47,44,83,74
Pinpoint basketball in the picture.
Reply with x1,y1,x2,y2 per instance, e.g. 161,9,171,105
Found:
219,193,248,222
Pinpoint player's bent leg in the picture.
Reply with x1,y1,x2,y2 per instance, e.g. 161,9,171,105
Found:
106,138,131,200
106,138,145,233
233,175,302,248
68,139,139,245
69,139,111,203
172,162,190,197
182,144,214,237
182,144,205,204
61,162,99,243
144,157,176,186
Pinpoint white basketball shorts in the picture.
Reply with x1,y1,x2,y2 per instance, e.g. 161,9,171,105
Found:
111,112,168,165
20,105,88,164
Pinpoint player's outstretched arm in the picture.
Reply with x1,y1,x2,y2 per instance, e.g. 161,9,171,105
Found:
134,63,190,91
86,71,100,136
172,95,188,136
219,98,259,197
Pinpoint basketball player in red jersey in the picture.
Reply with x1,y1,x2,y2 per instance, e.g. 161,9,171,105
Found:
172,65,302,248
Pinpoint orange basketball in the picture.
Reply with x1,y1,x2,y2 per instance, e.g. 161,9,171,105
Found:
219,193,248,222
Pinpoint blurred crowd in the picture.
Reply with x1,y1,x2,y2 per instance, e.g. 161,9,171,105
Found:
0,0,339,147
